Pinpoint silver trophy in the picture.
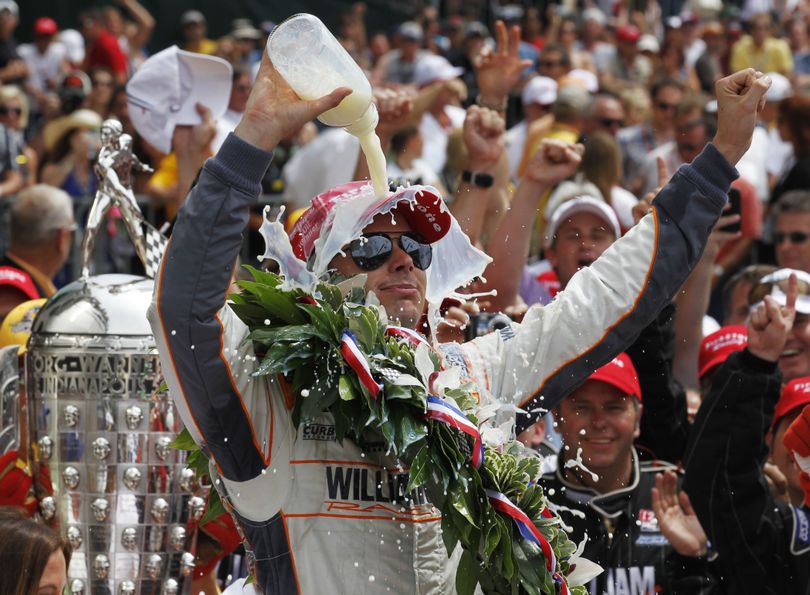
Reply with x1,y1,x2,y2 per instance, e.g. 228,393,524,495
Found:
23,137,202,591
80,119,156,279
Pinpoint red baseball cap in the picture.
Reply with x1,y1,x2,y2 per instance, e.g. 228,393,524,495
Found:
34,17,58,36
588,353,642,401
616,25,641,43
289,181,452,263
774,377,810,430
698,325,748,379
0,266,39,300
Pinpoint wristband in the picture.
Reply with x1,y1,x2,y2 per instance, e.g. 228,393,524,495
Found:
461,170,494,188
475,95,508,112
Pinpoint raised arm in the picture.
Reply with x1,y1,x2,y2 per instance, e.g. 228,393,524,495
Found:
147,50,350,482
684,276,797,593
482,139,583,312
448,70,771,431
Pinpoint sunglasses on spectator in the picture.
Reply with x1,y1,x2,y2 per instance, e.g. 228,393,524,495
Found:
775,231,810,245
540,60,562,68
599,117,625,129
656,102,677,111
0,106,21,116
348,232,432,271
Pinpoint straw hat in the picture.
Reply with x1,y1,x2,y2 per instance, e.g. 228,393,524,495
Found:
43,108,102,152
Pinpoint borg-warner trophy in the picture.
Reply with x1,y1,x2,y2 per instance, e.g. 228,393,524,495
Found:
23,119,198,594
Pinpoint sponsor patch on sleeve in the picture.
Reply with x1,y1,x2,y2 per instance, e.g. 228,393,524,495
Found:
791,505,810,555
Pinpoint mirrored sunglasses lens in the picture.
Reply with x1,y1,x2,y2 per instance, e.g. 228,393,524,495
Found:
400,235,432,270
350,235,393,270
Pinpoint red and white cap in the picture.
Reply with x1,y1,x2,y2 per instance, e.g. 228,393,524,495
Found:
0,267,39,301
698,325,748,379
775,377,810,429
286,181,491,304
289,181,452,262
588,353,642,401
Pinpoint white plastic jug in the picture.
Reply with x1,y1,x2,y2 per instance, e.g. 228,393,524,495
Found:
267,14,388,196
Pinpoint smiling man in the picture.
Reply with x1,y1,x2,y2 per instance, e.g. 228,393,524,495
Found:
543,354,716,594
774,191,810,274
149,47,770,595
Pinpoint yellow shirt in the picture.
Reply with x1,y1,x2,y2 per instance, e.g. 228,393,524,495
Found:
183,38,219,56
730,36,794,74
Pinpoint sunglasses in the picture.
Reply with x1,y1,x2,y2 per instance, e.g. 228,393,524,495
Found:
540,60,562,68
775,231,810,245
599,117,625,129
0,106,21,116
348,232,432,271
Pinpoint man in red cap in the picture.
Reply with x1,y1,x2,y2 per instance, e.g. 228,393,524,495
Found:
543,354,715,593
600,24,653,91
771,379,810,506
784,404,810,508
148,39,772,593
18,17,68,110
698,324,748,393
685,274,809,593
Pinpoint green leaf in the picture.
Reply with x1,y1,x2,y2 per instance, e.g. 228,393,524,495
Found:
248,324,331,345
317,283,344,310
406,445,430,493
200,486,227,525
169,428,196,451
455,549,480,595
441,510,460,555
237,279,305,325
338,375,356,401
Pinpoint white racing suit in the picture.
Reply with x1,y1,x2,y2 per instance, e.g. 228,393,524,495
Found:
148,133,737,594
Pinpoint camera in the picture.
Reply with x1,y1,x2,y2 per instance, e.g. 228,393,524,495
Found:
465,312,513,341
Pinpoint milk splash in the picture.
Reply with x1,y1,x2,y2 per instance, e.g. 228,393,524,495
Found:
257,205,318,292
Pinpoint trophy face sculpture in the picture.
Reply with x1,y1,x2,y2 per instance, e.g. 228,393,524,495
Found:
23,119,202,594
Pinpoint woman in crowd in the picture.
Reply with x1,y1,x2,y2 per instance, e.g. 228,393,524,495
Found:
39,108,102,199
0,508,71,595
0,85,36,186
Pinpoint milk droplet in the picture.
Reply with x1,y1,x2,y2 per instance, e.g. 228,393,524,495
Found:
368,575,376,583
171,330,177,336
300,389,310,397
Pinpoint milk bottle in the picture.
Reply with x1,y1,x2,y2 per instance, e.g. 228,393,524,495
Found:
267,14,388,197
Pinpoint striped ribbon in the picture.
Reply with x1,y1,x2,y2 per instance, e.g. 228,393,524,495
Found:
340,331,382,399
485,489,569,594
385,325,431,348
425,395,484,469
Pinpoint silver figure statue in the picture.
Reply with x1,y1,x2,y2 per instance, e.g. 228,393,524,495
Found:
80,119,154,278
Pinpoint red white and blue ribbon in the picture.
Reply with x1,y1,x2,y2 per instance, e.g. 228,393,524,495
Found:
425,395,484,469
485,489,569,594
385,325,431,348
340,331,382,399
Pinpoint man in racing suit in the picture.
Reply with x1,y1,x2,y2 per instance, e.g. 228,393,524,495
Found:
684,275,810,595
542,354,716,594
148,49,770,594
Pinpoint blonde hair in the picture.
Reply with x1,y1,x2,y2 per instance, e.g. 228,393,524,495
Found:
0,85,29,129
619,85,651,126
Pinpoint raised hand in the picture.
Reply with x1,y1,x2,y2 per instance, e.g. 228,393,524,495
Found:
522,138,584,188
475,20,533,107
713,69,772,166
374,88,413,142
747,272,797,362
463,105,505,171
651,470,708,557
234,46,352,152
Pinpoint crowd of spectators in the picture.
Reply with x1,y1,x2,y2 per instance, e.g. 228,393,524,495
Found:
1,0,810,592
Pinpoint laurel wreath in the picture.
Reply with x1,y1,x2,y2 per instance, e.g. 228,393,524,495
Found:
174,266,586,595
